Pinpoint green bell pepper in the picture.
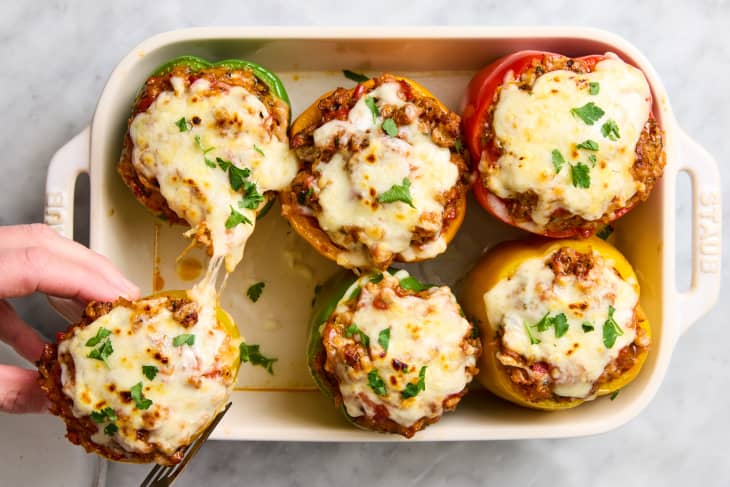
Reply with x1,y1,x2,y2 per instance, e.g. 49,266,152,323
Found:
149,55,290,107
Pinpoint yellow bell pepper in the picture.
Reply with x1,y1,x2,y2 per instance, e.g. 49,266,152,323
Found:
461,237,650,410
282,74,467,268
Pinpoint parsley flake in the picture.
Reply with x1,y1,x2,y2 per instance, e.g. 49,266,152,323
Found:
345,323,370,348
589,82,600,95
399,275,433,292
172,334,195,347
142,365,158,381
576,139,599,151
524,322,541,345
570,102,605,125
602,305,624,348
238,181,264,210
104,423,118,436
367,369,387,396
381,118,398,137
130,382,153,410
175,117,189,132
90,407,117,423
239,343,277,374
247,281,265,302
582,322,595,333
552,313,569,338
454,138,463,153
85,327,111,347
87,336,114,365
551,149,566,173
194,135,216,168
610,390,621,401
225,163,252,191
601,119,621,141
596,225,614,240
253,144,265,156
364,96,379,123
369,272,384,284
378,327,391,353
571,163,591,188
225,206,252,229
378,178,415,208
402,366,427,399
343,69,369,83
347,285,362,301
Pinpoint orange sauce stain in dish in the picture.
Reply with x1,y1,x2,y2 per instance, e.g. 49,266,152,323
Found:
176,257,203,281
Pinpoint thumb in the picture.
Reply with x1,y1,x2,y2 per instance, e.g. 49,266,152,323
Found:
0,365,48,413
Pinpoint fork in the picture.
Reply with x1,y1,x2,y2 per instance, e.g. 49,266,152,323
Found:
139,402,232,487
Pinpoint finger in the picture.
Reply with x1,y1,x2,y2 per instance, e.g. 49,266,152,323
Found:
0,224,139,299
0,301,46,362
0,365,49,413
0,246,138,302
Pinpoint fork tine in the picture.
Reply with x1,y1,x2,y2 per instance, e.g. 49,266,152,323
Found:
138,402,232,487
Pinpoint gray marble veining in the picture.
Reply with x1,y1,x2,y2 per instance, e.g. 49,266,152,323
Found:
1,0,728,486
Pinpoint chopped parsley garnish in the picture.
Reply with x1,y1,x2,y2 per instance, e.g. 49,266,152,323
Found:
253,144,265,156
571,163,591,188
175,117,190,132
142,365,158,381
551,149,565,173
534,312,569,337
398,275,433,292
524,322,541,345
378,327,391,353
345,323,370,348
601,119,621,141
454,138,463,153
610,390,620,401
90,407,117,423
85,327,111,347
225,205,252,229
364,96,379,123
130,382,153,410
369,272,384,284
238,181,264,210
582,322,595,333
576,139,599,151
570,102,605,125
596,225,614,240
172,333,195,347
378,178,415,208
239,343,277,374
589,82,600,95
401,366,427,399
194,135,216,168
367,369,387,396
343,69,369,83
602,305,624,348
311,284,322,307
471,323,480,339
247,281,265,302
587,153,597,167
87,329,114,366
381,118,398,137
104,423,118,436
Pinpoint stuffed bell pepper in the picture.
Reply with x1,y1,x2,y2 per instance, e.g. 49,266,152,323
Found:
461,237,650,410
462,51,666,238
38,289,242,464
308,269,480,437
118,56,297,272
283,74,469,270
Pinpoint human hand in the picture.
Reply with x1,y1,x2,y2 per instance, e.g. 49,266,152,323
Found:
0,224,140,413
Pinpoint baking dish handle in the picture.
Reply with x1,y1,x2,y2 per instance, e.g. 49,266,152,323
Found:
675,128,722,335
44,127,91,322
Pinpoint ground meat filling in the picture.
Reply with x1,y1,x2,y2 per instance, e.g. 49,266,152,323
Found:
37,297,200,465
314,276,480,437
480,54,666,234
118,63,287,225
287,75,469,269
496,248,649,403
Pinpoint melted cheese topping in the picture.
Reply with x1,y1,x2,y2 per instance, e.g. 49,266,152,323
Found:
485,58,652,224
58,283,240,456
484,249,638,398
311,82,458,268
329,270,477,427
130,76,298,271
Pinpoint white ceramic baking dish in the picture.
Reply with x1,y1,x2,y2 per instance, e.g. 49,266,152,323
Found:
44,27,722,441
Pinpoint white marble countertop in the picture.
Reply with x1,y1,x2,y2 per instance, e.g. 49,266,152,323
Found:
1,1,728,486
